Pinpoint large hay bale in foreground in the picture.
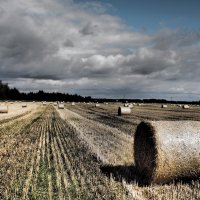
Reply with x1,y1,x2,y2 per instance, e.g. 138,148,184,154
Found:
118,107,131,116
0,105,8,113
134,121,200,184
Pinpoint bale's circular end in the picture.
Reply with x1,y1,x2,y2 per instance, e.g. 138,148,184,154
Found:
134,121,158,184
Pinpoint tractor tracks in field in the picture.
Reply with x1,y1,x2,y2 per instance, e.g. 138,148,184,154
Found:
0,106,46,199
66,105,139,135
0,106,129,199
57,108,147,200
57,107,133,166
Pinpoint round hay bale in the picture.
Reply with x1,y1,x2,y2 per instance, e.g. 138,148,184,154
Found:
58,103,64,109
22,103,27,108
95,104,100,107
129,104,133,108
71,102,75,106
118,107,131,116
0,105,8,113
124,103,129,107
182,105,189,109
134,121,200,184
161,104,167,108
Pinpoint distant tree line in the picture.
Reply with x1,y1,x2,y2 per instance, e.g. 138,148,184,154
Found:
93,98,200,105
0,80,199,104
0,80,92,102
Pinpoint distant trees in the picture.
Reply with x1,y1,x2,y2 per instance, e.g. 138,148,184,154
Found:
0,80,92,102
0,81,9,99
0,80,199,104
0,81,21,100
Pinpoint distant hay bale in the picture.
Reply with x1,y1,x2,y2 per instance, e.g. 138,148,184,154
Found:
22,103,27,108
161,104,167,108
129,104,133,108
182,105,189,109
0,105,8,113
58,104,64,109
54,102,57,106
95,104,100,107
71,102,75,106
137,103,142,106
124,103,129,107
134,121,200,184
43,101,46,106
118,107,131,116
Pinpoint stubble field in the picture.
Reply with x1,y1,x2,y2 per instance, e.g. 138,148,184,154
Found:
0,102,199,199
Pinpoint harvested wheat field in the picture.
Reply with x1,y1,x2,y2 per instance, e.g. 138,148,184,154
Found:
0,102,200,200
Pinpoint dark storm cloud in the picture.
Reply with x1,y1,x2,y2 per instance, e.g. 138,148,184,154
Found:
153,28,200,50
0,24,48,64
80,22,99,35
63,39,74,47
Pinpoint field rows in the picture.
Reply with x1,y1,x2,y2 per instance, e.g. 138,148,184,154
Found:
0,103,200,199
65,103,200,140
57,107,133,165
62,104,200,200
0,106,128,200
0,103,39,123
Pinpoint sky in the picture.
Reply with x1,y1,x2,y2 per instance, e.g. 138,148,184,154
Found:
0,0,200,100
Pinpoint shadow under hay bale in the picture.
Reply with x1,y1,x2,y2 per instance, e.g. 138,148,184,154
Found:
100,165,138,183
134,121,200,185
100,164,200,187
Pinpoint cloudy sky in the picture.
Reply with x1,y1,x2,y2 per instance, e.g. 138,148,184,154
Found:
0,0,200,100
